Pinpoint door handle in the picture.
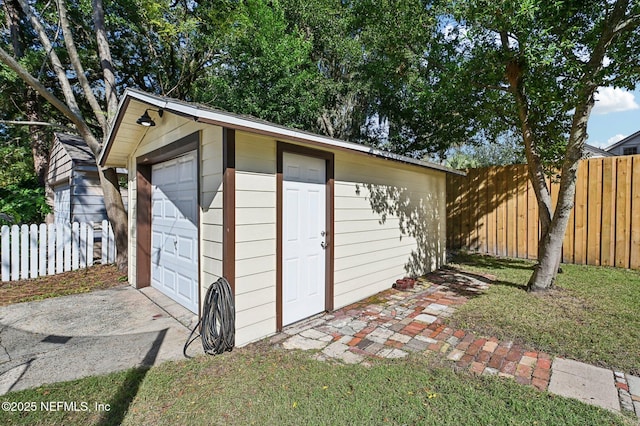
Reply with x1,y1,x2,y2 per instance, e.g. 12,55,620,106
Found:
321,241,328,250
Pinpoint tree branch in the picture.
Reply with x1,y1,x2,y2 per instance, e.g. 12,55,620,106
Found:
612,13,640,34
17,0,81,115
16,0,103,157
56,0,107,132
93,0,118,126
0,120,74,133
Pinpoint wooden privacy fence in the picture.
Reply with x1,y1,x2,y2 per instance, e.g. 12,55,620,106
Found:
0,220,116,282
447,154,640,269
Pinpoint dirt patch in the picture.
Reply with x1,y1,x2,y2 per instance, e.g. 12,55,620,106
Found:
0,265,127,306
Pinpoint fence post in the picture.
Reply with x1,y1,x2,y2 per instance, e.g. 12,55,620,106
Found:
55,224,63,274
47,223,55,276
87,222,94,267
39,223,47,277
101,220,116,264
72,222,79,270
20,224,28,280
1,225,9,281
11,225,19,281
108,222,116,263
79,222,87,269
63,222,71,272
101,220,108,265
30,224,38,279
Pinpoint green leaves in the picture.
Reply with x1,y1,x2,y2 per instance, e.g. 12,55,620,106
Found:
0,182,51,226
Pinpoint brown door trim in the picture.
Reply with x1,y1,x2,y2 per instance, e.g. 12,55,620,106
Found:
276,142,335,331
135,132,201,313
222,128,236,295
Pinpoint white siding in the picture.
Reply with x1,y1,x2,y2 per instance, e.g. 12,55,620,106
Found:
233,132,277,346
333,152,446,309
123,113,446,348
199,126,224,306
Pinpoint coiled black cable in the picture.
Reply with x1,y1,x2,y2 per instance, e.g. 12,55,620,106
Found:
184,277,235,356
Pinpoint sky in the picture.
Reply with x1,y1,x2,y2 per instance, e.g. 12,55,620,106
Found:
587,87,640,149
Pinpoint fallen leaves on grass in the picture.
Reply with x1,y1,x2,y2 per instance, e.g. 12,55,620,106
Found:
0,264,127,306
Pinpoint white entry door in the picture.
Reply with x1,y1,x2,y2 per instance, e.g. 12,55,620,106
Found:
283,152,326,325
151,151,199,313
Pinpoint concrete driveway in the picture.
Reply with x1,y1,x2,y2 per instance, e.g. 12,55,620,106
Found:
0,285,201,395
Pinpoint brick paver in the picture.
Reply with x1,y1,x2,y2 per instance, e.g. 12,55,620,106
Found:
273,269,638,419
274,268,553,392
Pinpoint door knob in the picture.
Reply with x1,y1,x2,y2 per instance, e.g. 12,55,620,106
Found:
321,241,328,250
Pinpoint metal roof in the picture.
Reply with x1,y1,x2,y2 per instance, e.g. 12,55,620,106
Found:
100,89,464,175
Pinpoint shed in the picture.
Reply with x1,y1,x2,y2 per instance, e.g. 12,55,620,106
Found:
100,89,462,346
47,133,127,224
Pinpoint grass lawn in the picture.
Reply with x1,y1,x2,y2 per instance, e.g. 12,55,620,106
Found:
448,252,640,375
0,345,633,426
1,258,638,424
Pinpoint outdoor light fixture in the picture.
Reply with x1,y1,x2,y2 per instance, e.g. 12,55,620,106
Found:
136,109,163,127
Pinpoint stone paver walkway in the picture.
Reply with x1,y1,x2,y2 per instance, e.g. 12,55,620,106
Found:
272,268,639,420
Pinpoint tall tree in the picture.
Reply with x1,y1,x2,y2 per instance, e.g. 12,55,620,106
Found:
448,0,640,290
0,0,128,269
201,0,324,130
1,0,52,186
1,0,235,270
200,0,371,140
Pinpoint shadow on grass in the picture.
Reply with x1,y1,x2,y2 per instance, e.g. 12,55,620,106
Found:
97,328,167,426
433,265,527,299
450,252,535,273
490,280,528,291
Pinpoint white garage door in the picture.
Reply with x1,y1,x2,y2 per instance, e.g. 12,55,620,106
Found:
151,151,199,313
282,153,326,325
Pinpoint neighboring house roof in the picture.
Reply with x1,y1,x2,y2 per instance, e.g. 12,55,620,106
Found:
583,143,614,157
100,89,464,175
604,129,640,152
55,132,96,165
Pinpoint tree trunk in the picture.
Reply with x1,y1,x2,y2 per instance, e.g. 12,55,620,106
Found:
527,183,576,291
98,167,128,272
525,0,628,290
26,91,49,186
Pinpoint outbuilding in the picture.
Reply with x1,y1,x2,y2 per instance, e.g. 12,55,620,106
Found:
100,89,460,346
47,132,127,224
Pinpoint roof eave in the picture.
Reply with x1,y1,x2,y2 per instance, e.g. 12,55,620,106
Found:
604,129,640,151
100,89,465,176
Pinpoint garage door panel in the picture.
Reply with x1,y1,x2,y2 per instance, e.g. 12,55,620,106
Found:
151,151,198,314
163,199,178,219
163,269,176,291
177,274,192,298
162,237,176,255
177,236,193,259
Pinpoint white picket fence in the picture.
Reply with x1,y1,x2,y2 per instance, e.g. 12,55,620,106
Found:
0,220,117,282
